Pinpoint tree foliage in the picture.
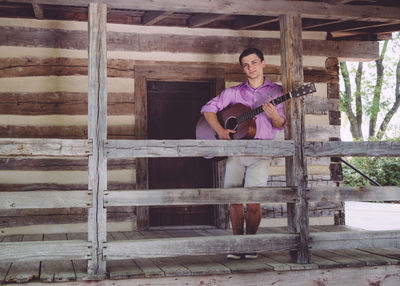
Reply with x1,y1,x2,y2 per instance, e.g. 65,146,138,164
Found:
342,156,400,187
339,32,400,141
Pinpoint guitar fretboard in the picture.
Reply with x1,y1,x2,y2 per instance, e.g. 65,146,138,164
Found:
236,93,292,124
236,83,315,124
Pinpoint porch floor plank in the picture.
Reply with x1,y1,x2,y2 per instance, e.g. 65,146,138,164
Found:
41,234,76,282
5,234,42,283
107,232,146,279
1,227,400,284
66,233,89,281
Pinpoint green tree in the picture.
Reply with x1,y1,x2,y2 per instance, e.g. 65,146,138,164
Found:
340,32,400,141
342,156,400,187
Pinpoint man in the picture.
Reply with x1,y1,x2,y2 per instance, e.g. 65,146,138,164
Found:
200,47,286,259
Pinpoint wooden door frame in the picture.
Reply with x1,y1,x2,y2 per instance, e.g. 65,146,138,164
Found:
134,63,227,230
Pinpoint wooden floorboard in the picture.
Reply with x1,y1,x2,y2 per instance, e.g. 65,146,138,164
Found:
1,226,400,284
312,249,366,267
107,232,145,279
41,234,76,282
66,233,88,281
5,234,42,283
0,235,22,283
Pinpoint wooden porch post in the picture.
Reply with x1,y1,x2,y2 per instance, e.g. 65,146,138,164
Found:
88,2,107,276
279,14,311,263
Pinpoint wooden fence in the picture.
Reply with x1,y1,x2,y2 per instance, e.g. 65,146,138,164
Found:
0,2,400,280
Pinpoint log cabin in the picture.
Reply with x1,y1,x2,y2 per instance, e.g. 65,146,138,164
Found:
0,0,400,285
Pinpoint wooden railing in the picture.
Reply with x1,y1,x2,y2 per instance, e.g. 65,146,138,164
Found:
1,2,400,280
1,138,400,266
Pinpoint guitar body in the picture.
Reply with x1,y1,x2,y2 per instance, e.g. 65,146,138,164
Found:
196,103,256,140
195,83,316,140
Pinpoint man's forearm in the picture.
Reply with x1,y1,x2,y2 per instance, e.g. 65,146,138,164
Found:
203,112,224,134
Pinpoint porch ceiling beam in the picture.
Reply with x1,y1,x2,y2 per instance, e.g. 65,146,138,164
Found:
141,11,173,25
188,13,229,28
233,16,278,30
4,0,400,22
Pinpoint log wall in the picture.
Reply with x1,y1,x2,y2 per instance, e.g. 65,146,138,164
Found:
0,17,341,233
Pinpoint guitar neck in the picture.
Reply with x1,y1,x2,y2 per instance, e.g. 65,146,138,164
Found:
236,92,292,124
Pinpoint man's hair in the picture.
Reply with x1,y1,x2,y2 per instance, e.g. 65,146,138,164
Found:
239,48,264,65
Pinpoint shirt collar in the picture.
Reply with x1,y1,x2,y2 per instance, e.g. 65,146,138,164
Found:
244,77,274,89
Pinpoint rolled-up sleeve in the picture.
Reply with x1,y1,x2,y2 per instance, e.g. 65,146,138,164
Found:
200,89,234,114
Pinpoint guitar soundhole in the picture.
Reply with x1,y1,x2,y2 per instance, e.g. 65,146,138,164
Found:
225,116,238,131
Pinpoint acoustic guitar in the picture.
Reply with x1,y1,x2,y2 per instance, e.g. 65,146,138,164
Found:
196,83,316,140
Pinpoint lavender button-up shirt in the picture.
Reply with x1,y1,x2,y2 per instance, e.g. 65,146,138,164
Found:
201,78,286,140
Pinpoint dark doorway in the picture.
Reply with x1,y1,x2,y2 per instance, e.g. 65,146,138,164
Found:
147,80,215,227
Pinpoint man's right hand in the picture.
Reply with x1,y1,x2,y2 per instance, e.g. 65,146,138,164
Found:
204,112,236,140
217,129,236,140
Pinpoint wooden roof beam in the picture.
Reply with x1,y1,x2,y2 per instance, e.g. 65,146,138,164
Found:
302,19,349,30
6,0,400,22
141,11,173,25
187,13,229,28
332,21,400,33
233,16,278,30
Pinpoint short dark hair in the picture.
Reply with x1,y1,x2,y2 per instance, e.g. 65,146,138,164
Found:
239,48,264,65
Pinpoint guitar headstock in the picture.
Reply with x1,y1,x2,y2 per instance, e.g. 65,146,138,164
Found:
291,83,316,98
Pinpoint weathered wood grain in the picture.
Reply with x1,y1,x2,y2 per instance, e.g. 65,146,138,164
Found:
4,0,399,22
311,230,400,250
87,2,107,276
105,139,295,158
305,141,400,157
4,234,42,283
41,234,76,282
0,138,92,157
133,73,149,230
0,58,134,78
308,186,400,202
0,26,378,59
0,182,134,192
106,232,145,279
66,233,89,280
280,13,310,264
104,187,297,207
0,158,135,171
0,240,90,262
0,125,134,139
0,92,134,115
104,233,298,259
0,191,91,210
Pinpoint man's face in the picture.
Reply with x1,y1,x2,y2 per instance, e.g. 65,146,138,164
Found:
241,53,266,81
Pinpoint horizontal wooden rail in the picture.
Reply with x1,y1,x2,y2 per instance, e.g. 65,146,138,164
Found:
0,191,92,210
105,140,400,158
103,233,298,260
0,138,92,157
104,186,400,207
104,187,298,206
311,230,400,250
105,139,295,158
309,186,400,202
0,240,91,262
102,230,400,260
305,141,400,157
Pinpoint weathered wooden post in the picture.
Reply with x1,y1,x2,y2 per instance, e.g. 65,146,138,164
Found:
279,14,311,263
88,2,107,276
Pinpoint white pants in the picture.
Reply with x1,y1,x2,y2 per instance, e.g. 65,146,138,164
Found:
224,156,271,188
